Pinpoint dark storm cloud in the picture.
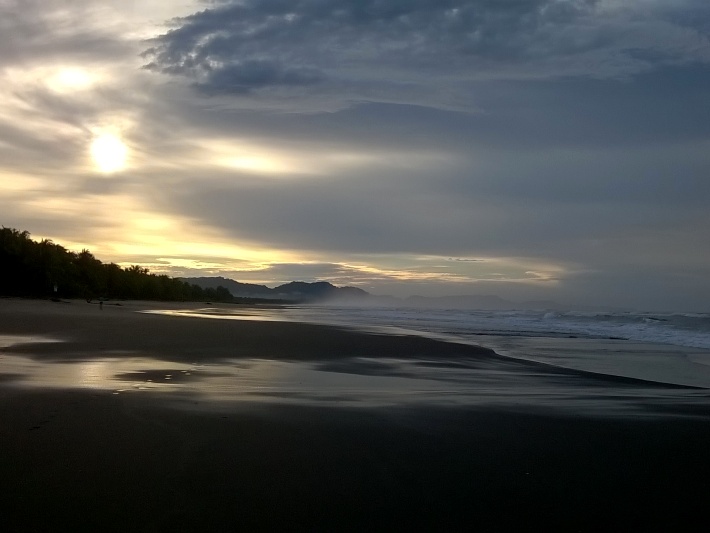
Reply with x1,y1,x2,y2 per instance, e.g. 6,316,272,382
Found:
148,64,710,156
143,0,710,107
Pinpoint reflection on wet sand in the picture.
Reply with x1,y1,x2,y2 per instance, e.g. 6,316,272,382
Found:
141,308,292,322
2,328,709,418
1,351,708,417
144,307,710,389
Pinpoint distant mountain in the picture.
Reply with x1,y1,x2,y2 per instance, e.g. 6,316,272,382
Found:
182,276,565,309
183,277,369,302
181,277,275,299
272,281,369,301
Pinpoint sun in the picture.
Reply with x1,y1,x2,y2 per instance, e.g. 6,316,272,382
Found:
52,68,94,93
91,133,128,173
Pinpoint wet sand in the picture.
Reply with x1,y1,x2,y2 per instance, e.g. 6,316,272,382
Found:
0,298,494,362
1,299,709,531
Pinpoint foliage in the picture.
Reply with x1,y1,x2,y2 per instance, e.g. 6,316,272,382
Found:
0,227,233,302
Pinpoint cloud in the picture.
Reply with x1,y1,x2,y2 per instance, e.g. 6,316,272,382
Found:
0,0,160,181
0,0,136,68
2,0,709,310
143,0,710,110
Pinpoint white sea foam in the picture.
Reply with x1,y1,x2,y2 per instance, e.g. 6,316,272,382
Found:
278,306,710,387
291,307,710,350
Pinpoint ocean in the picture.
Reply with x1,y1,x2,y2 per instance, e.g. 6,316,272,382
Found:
289,305,710,387
153,304,710,391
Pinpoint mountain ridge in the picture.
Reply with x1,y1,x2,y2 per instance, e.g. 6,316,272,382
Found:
182,277,369,302
183,276,566,309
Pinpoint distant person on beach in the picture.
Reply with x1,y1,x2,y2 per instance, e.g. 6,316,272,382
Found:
99,300,103,310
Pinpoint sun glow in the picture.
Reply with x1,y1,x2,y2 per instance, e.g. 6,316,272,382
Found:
52,68,95,92
91,133,128,173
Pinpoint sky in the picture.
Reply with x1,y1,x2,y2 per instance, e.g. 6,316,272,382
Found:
1,0,710,311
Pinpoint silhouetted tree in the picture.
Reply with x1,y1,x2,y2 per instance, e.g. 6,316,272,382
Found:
0,227,233,303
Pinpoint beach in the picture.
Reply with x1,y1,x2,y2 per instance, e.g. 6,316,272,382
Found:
1,298,709,531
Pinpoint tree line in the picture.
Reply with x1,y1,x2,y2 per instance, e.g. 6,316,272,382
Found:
0,227,233,302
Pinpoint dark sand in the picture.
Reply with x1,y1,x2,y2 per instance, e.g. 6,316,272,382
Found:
1,299,709,531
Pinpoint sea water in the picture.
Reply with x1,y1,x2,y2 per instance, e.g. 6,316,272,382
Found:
143,305,710,388
245,305,710,389
283,306,710,349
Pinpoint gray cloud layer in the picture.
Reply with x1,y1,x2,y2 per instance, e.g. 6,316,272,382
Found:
1,0,134,67
144,0,710,109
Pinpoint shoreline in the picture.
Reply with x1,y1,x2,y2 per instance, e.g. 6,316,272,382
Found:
3,297,702,392
0,297,496,362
